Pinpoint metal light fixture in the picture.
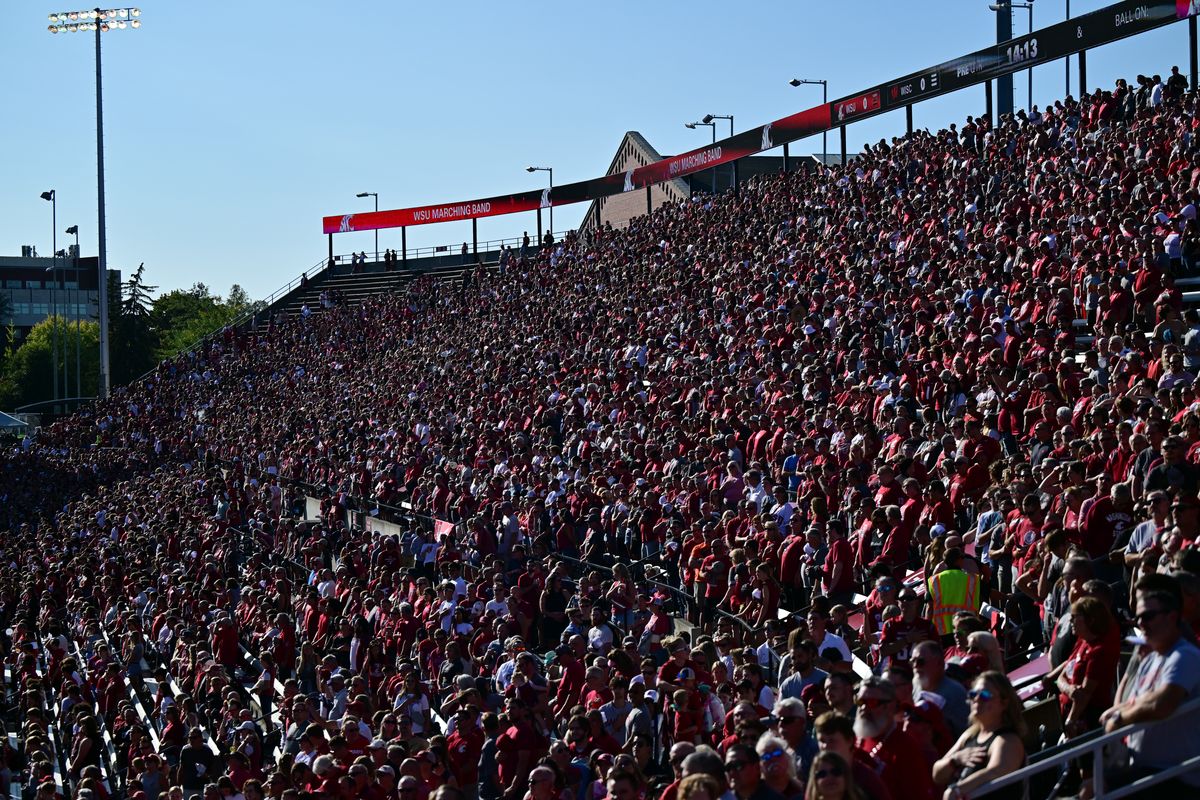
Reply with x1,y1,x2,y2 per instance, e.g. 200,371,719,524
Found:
526,166,554,234
47,8,142,399
355,192,379,261
789,78,829,164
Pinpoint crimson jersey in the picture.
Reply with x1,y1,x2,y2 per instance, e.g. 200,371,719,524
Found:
878,616,939,668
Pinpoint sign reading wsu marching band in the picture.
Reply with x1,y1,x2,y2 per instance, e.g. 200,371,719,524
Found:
323,0,1199,236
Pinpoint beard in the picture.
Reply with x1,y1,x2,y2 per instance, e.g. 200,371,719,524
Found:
854,713,888,741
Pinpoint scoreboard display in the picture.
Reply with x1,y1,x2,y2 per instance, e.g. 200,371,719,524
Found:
829,0,1194,127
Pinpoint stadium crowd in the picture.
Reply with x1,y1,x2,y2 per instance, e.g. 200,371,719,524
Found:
4,69,1200,800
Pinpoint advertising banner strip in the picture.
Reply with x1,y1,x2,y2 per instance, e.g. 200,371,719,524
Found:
321,105,830,234
323,0,1197,235
831,0,1194,125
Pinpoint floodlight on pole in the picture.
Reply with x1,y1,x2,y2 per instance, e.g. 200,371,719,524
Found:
48,8,142,399
526,166,553,235
684,122,718,194
355,192,379,261
789,78,828,165
41,190,60,409
66,225,82,399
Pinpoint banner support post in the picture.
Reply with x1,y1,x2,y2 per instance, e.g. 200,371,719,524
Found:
401,227,407,268
1191,15,1198,93
906,105,913,135
327,234,333,265
536,208,543,243
646,186,652,215
1079,49,1087,97
783,142,789,173
986,81,994,125
840,126,847,165
472,219,478,258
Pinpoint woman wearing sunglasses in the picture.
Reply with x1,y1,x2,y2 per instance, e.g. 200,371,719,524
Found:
933,671,1026,800
803,751,861,800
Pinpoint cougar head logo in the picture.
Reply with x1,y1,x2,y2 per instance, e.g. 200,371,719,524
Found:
339,214,354,233
761,123,773,151
624,168,636,192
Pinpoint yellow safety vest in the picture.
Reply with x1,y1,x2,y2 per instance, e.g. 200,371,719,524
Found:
926,569,980,636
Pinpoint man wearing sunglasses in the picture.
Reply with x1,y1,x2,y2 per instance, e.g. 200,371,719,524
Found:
1100,589,1200,794
772,697,818,779
853,676,933,800
724,742,784,800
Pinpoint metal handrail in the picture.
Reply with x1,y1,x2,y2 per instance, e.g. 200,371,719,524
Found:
970,696,1200,799
127,228,576,388
347,229,574,263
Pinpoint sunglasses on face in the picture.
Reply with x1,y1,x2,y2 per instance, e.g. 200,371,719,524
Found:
778,716,804,724
968,688,995,702
725,761,751,773
760,749,786,762
1135,608,1166,626
856,696,889,710
815,767,845,780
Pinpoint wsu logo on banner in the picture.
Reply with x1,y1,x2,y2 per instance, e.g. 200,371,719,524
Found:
339,214,354,233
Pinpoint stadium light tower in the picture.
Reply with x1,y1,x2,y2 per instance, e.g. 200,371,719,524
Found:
685,122,717,194
526,166,553,235
67,225,82,399
989,1,1034,111
48,7,142,400
789,78,828,165
40,191,59,408
703,115,735,188
356,192,378,261
701,113,734,138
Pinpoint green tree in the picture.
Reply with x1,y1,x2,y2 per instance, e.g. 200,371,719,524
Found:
109,263,159,384
150,283,242,362
0,317,101,409
0,293,12,355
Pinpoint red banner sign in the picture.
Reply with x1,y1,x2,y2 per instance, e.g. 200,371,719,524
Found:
322,104,831,234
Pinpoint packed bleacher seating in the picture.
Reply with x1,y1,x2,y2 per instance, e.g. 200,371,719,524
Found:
4,71,1200,800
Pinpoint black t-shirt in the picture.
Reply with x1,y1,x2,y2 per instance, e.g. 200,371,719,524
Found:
178,742,214,789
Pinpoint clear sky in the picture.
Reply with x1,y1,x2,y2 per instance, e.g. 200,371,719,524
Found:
1,1,1194,300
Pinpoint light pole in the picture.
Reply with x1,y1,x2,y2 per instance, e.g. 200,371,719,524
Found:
989,1,1034,111
49,7,141,399
789,78,828,164
526,166,553,235
684,121,717,192
703,114,735,186
40,191,59,409
355,192,378,261
67,225,81,398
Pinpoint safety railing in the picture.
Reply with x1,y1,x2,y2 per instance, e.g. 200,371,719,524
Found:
971,696,1200,799
130,228,578,388
346,229,575,264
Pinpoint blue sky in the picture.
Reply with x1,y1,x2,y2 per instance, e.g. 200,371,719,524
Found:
1,1,1193,299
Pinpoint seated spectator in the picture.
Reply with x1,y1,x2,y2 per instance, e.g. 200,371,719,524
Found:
1101,587,1200,795
932,672,1026,800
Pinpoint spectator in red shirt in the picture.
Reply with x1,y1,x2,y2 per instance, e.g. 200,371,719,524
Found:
1041,597,1121,737
853,676,934,800
822,522,856,606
